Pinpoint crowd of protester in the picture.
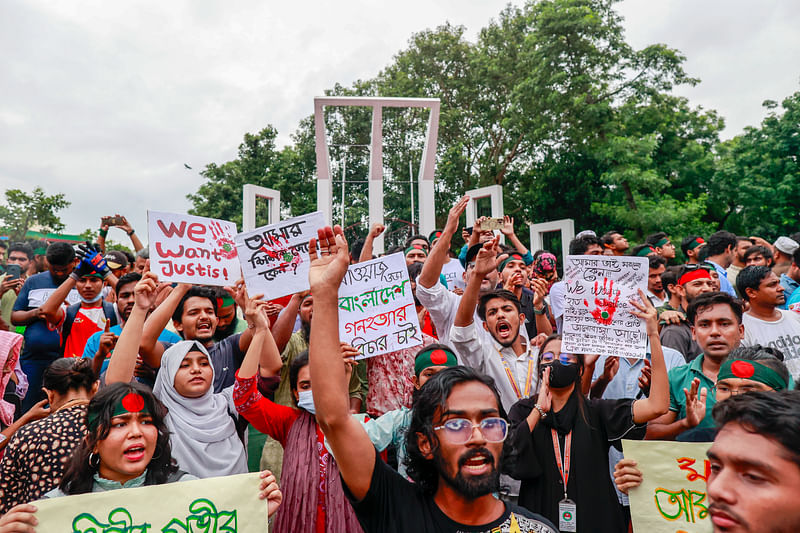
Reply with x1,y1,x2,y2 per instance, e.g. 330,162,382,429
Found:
0,201,799,532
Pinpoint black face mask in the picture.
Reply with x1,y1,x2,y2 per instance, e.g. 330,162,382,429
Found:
543,360,580,389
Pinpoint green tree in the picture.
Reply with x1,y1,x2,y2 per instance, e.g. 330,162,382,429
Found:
0,187,70,241
187,126,316,230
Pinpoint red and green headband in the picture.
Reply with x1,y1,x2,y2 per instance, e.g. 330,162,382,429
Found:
87,392,150,431
405,244,428,257
717,359,787,391
635,246,656,257
678,268,712,286
654,237,670,248
498,254,525,272
687,237,705,251
414,347,458,376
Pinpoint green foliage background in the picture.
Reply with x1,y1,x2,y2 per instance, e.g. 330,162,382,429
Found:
183,0,799,248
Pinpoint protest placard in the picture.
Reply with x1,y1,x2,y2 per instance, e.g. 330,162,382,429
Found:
338,253,422,359
32,472,268,532
623,439,713,533
148,211,239,286
234,212,324,300
562,255,648,358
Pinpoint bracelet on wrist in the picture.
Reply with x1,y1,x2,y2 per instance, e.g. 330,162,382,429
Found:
534,403,548,419
99,229,108,238
533,305,546,315
127,229,135,236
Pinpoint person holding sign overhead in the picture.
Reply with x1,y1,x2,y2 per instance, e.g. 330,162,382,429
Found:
0,382,283,531
505,290,669,532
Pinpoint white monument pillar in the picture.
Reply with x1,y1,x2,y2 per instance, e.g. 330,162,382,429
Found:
313,96,440,254
465,184,505,244
242,184,280,231
529,218,575,266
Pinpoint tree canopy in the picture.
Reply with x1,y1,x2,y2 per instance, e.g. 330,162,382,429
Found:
0,187,70,242
188,0,799,246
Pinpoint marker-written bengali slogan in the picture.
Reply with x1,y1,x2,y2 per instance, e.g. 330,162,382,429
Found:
234,212,324,300
148,211,239,286
338,253,423,359
624,439,713,533
562,255,648,358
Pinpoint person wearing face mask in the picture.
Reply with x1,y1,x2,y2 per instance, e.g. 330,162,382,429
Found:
505,290,669,532
233,315,365,532
38,242,119,360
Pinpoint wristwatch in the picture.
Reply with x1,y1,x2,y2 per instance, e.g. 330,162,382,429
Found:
534,403,548,419
533,305,546,315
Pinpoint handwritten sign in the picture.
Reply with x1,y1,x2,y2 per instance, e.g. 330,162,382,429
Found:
624,439,712,533
235,212,324,300
148,211,239,286
338,253,422,360
562,255,648,358
32,472,267,532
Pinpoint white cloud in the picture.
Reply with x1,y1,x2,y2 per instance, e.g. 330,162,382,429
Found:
1,0,797,239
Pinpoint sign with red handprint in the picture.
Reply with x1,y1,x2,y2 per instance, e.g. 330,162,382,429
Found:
148,211,240,286
562,255,648,358
234,211,325,299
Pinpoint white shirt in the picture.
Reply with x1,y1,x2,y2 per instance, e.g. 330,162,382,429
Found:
440,258,466,290
548,280,566,333
742,309,800,380
415,278,492,362
645,290,667,308
449,320,537,412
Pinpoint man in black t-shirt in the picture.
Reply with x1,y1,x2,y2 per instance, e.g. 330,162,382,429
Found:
307,225,557,533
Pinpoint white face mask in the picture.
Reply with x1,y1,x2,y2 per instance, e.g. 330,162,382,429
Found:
296,389,316,415
80,292,103,304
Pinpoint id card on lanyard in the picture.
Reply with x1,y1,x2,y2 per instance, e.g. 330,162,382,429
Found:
552,429,576,532
498,346,534,399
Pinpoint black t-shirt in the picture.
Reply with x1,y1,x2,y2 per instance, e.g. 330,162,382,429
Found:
345,452,557,533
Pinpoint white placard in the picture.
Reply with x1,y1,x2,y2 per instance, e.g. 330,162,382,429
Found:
148,211,239,286
562,255,648,358
338,253,423,360
234,212,324,300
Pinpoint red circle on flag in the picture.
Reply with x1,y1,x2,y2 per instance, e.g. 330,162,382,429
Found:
430,349,448,365
121,393,145,413
731,360,755,378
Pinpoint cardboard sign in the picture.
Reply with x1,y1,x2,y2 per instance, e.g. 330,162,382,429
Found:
33,472,267,532
624,439,713,533
338,253,422,359
562,255,648,358
235,212,324,300
148,211,239,286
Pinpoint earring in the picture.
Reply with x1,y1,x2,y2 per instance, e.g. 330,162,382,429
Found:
88,452,100,468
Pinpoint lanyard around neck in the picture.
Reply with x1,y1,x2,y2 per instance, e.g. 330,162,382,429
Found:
496,345,534,398
551,429,572,500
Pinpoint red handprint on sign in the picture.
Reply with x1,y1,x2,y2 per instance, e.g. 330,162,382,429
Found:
583,278,621,325
210,221,237,260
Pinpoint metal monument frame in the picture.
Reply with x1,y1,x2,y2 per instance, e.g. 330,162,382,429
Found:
529,218,575,266
313,96,440,254
242,184,280,231
465,185,505,244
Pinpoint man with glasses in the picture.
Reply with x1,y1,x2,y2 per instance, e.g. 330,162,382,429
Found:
659,263,716,362
307,225,557,532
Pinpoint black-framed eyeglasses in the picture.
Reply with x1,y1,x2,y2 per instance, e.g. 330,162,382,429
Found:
713,384,764,397
433,417,508,444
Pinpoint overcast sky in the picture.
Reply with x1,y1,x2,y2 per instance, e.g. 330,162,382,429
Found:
1,0,798,241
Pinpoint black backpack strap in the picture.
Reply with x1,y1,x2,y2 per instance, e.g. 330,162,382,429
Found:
61,303,82,353
102,300,118,328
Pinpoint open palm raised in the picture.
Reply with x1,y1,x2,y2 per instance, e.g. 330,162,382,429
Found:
308,225,351,293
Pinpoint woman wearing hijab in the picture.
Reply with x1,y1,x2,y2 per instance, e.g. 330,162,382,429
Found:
506,291,670,532
0,382,283,530
233,306,363,533
105,273,247,478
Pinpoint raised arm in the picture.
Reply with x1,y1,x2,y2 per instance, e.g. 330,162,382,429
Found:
500,216,530,256
630,290,670,424
308,226,376,502
139,282,190,368
419,195,469,289
453,236,504,328
39,276,76,324
106,273,159,384
237,299,275,379
358,223,384,263
118,215,145,253
270,292,304,353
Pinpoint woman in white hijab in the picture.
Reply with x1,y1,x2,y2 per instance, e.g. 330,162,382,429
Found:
152,340,247,478
105,272,247,478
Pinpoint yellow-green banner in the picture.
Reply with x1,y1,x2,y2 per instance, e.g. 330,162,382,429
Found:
623,439,713,533
32,472,267,532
